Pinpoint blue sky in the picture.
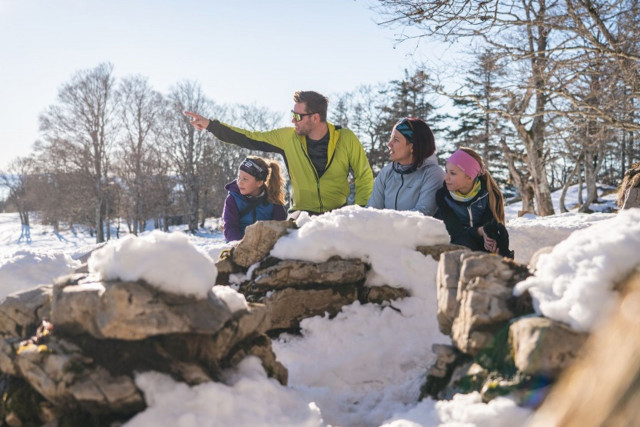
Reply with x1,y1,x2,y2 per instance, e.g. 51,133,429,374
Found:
0,0,450,170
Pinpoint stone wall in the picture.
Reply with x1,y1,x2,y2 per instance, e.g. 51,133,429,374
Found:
425,250,590,406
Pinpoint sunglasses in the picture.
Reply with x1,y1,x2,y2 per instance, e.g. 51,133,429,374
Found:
291,110,316,122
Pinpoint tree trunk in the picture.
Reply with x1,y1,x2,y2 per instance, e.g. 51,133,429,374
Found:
577,165,584,205
579,144,606,212
559,156,581,213
95,198,104,243
499,137,535,213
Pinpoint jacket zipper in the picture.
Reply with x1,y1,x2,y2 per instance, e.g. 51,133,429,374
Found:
301,134,338,213
301,142,324,212
395,173,405,210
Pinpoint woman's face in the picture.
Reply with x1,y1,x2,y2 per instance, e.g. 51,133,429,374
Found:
237,170,264,197
445,162,474,193
387,127,414,165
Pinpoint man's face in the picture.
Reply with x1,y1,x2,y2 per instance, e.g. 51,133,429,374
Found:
292,102,314,136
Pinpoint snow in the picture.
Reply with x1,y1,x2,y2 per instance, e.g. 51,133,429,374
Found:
126,357,324,427
272,206,450,294
382,392,531,427
212,284,249,312
506,212,614,264
88,230,218,298
0,249,79,300
0,182,633,426
515,208,640,332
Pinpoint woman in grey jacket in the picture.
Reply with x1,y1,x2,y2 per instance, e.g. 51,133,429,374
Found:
367,117,445,215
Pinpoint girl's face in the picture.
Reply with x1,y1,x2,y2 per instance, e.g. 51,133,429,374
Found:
387,127,414,165
445,162,475,193
237,170,264,197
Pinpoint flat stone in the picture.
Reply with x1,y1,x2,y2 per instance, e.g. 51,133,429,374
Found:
262,286,358,330
252,257,366,289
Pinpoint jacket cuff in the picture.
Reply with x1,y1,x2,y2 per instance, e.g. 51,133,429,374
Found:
206,119,219,133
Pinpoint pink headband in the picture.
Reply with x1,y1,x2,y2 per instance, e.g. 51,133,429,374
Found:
448,149,481,179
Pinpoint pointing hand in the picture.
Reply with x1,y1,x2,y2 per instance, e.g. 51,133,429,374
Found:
184,111,210,131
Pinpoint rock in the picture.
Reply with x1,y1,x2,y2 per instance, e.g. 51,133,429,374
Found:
527,270,640,426
191,302,272,363
13,336,143,413
232,220,295,268
362,285,410,305
0,270,290,425
618,162,640,209
421,344,466,400
225,334,288,385
450,253,532,356
436,250,471,335
214,249,241,285
0,338,20,376
622,187,640,209
51,275,238,340
262,285,358,330
252,256,366,289
0,285,52,338
428,344,460,378
438,361,488,400
417,244,468,260
509,316,588,378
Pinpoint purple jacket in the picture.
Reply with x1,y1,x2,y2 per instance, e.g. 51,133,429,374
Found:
222,180,287,242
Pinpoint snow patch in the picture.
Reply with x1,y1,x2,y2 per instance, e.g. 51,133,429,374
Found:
88,230,217,298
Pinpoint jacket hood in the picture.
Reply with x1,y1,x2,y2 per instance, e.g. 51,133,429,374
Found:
225,180,240,193
417,152,440,169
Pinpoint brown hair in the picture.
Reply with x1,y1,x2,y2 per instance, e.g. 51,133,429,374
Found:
244,156,285,205
459,147,506,224
293,91,328,122
397,118,436,169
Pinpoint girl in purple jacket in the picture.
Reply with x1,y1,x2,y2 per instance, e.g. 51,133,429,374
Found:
223,156,287,242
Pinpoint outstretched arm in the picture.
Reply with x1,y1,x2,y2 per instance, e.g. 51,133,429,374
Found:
184,111,285,155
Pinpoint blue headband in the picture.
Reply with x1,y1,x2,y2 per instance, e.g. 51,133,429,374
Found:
395,118,415,142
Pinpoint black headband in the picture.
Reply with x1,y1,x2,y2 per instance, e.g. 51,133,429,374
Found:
239,158,268,181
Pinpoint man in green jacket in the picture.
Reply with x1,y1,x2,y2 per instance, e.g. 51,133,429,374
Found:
185,90,373,215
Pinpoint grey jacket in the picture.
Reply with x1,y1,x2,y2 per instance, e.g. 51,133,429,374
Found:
366,153,445,216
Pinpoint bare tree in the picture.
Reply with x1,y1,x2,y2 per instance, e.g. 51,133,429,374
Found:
158,81,217,233
377,0,640,195
332,83,391,173
38,63,118,242
0,157,36,242
115,75,164,234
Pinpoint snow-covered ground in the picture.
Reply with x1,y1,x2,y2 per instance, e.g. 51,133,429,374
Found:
1,184,636,427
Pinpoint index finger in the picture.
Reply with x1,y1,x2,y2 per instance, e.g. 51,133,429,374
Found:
183,111,199,118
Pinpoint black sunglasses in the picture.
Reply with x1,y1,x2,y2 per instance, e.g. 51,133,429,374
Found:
291,110,316,122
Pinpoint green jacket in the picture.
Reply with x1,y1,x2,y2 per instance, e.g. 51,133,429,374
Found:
207,120,373,213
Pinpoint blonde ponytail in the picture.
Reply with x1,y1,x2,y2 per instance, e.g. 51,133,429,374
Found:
266,161,285,205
